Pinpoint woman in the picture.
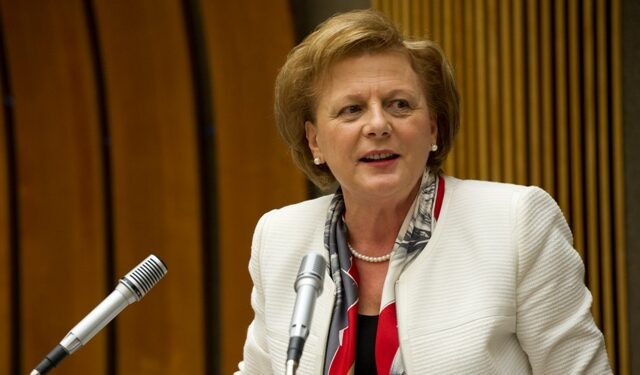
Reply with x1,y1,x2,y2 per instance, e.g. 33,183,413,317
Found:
236,9,611,374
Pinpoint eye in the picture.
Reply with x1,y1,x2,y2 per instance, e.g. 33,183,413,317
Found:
389,99,411,111
338,105,362,117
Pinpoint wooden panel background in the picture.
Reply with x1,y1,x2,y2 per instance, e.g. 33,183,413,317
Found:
373,0,629,373
91,0,206,373
199,0,306,373
0,1,108,374
0,0,303,374
0,49,11,374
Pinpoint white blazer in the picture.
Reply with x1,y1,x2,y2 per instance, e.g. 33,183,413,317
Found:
236,176,611,374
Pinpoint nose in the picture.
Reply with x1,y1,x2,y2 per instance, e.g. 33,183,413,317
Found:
362,105,391,138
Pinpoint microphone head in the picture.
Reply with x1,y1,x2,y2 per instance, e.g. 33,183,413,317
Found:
120,254,168,301
287,253,327,365
294,253,326,294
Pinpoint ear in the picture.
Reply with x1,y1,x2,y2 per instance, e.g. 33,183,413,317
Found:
305,121,322,157
429,116,438,144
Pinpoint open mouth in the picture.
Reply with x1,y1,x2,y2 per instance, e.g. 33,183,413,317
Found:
360,153,400,162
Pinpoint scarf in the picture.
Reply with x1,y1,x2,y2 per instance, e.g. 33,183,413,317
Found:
323,169,444,374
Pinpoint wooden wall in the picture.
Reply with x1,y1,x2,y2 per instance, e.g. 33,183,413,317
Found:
0,0,305,374
0,37,11,373
1,2,109,374
373,0,629,373
198,1,306,373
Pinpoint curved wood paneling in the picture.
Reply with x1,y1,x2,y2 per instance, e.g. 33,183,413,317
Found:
554,0,570,216
463,0,478,179
91,0,205,373
611,0,629,371
0,65,11,374
512,0,527,185
475,0,489,180
540,0,554,195
499,0,514,183
451,0,466,177
582,0,601,328
0,1,107,373
526,0,541,187
486,0,501,182
199,0,306,373
567,0,585,259
596,0,615,363
441,0,456,176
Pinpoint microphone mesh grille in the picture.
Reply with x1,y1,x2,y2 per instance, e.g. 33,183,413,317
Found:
124,255,168,297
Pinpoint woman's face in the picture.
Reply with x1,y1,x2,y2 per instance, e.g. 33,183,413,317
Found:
305,51,437,203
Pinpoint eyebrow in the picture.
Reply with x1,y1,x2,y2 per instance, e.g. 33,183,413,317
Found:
330,88,418,103
385,88,419,98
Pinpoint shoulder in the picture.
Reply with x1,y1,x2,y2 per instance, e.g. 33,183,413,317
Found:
443,176,557,212
276,193,334,215
438,176,567,247
249,195,332,305
251,194,333,262
258,194,334,229
442,176,573,260
441,176,536,219
444,175,529,196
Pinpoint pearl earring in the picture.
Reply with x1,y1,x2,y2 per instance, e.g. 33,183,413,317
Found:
313,157,322,165
431,144,438,152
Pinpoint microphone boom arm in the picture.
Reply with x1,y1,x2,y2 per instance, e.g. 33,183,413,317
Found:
30,254,167,375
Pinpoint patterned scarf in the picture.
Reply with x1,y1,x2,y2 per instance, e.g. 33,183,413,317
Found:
323,169,444,374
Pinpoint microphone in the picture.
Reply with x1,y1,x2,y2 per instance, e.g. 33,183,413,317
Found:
285,253,327,375
30,254,168,375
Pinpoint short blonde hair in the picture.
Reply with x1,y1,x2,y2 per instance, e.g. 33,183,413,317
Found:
275,9,460,190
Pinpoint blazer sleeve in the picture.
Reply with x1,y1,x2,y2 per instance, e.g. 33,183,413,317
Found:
235,210,276,375
514,186,611,374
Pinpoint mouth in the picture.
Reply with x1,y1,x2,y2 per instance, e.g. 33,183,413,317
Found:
359,152,400,163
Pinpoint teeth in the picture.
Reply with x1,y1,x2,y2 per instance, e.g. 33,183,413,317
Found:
364,153,394,160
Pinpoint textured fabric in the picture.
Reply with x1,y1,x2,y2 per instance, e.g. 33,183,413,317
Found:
323,170,438,374
235,176,612,375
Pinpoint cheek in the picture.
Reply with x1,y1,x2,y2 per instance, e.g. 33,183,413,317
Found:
317,126,352,153
315,131,331,153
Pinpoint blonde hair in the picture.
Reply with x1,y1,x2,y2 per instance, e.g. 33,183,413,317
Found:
275,9,459,190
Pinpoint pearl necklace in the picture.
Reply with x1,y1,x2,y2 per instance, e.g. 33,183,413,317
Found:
347,242,393,263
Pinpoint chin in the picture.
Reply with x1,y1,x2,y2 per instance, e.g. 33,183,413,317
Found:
358,176,415,199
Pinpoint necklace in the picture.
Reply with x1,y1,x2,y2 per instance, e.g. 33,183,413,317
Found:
347,242,393,263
